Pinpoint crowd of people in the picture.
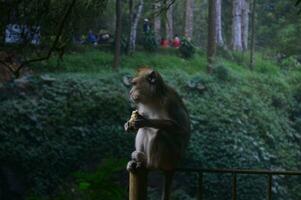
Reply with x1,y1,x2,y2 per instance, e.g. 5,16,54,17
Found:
73,30,112,46
143,18,182,49
73,18,183,48
160,35,181,48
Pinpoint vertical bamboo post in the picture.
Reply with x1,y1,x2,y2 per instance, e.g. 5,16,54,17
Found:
129,168,148,200
232,173,237,200
267,174,272,200
197,172,203,200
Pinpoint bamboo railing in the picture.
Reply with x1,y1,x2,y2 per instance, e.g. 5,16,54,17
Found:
129,167,301,200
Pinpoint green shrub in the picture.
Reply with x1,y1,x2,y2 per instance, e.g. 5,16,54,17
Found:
230,51,245,65
280,56,301,70
54,159,127,200
179,37,195,58
0,74,133,197
111,35,128,54
142,31,158,52
1,50,301,200
213,64,232,81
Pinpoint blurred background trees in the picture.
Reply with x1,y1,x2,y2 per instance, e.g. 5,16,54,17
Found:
0,0,300,73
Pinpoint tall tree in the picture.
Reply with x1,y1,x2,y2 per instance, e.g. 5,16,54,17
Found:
215,0,224,47
250,0,256,69
128,0,133,51
153,2,161,42
207,0,217,73
241,0,250,50
128,0,144,54
232,0,243,51
185,0,194,40
113,0,122,69
296,0,301,14
165,0,174,40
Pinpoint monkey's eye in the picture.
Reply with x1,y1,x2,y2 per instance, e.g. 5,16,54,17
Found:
147,71,157,84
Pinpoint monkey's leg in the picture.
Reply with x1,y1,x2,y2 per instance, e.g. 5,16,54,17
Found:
127,151,146,172
161,170,174,200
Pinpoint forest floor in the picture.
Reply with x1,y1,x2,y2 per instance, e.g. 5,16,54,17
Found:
33,47,289,75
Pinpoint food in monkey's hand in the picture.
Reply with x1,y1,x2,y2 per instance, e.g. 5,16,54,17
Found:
124,110,139,132
129,110,139,126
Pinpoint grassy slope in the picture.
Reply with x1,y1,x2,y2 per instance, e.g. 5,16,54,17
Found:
3,48,301,199
34,48,282,74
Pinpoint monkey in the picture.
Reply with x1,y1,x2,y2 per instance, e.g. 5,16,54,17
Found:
124,67,191,200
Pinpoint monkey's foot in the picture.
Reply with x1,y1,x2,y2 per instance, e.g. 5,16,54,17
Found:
126,160,144,172
131,151,146,163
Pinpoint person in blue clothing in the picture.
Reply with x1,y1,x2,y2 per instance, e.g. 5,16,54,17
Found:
87,30,97,44
143,19,150,33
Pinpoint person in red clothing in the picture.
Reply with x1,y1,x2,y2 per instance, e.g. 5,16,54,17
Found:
160,37,169,48
172,34,181,48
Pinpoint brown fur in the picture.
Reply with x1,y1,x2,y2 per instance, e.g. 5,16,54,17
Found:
125,67,191,200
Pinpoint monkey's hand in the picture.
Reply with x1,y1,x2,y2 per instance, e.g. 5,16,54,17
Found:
125,111,149,132
131,111,151,129
131,116,149,129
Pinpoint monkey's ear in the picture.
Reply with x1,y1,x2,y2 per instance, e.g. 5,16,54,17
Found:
148,70,157,84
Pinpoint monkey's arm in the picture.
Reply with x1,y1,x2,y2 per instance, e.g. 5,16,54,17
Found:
135,118,187,133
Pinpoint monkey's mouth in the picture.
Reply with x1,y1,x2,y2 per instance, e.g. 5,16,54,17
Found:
130,93,140,103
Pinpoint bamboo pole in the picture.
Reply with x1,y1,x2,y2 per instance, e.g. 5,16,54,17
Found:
129,168,148,200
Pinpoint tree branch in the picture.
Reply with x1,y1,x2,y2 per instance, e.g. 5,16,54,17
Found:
0,60,15,74
13,0,77,77
154,0,176,17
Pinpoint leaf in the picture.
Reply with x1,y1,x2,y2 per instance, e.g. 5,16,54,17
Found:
78,182,91,191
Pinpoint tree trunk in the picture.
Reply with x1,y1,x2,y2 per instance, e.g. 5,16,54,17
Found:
128,0,144,53
154,2,161,42
113,0,122,69
165,1,174,41
232,0,243,51
250,0,256,69
241,0,249,51
128,0,133,53
207,0,217,73
185,0,194,40
215,0,224,47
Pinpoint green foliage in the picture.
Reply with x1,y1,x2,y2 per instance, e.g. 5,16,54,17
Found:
222,51,280,75
1,50,301,200
213,64,232,81
257,1,301,57
33,48,207,74
280,56,301,70
184,71,301,199
274,24,301,57
148,188,195,200
55,159,127,200
171,189,196,200
0,74,133,197
179,37,196,58
142,31,158,52
111,35,128,54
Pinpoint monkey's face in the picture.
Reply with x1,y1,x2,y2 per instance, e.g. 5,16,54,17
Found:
129,69,162,105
